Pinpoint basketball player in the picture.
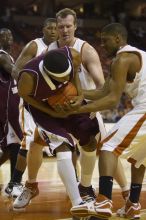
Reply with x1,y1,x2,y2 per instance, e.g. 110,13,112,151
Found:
48,8,129,202
0,28,22,187
5,18,57,197
12,46,101,215
16,8,104,207
69,23,146,219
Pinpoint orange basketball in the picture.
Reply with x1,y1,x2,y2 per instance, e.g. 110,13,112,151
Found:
47,82,77,107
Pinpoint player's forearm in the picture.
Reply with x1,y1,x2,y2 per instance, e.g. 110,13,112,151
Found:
76,95,117,113
12,66,19,81
13,57,30,80
20,95,56,117
2,59,14,75
83,89,106,100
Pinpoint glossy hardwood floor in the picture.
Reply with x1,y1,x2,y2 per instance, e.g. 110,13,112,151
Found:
0,156,146,220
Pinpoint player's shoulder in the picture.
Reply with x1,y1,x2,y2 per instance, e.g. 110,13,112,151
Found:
23,40,38,54
0,50,10,63
76,39,95,55
26,39,38,48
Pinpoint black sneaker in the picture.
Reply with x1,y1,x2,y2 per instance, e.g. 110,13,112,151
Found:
5,182,14,196
78,184,96,202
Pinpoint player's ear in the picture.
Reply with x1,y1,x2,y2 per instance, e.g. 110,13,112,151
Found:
42,27,45,34
74,24,77,30
116,34,121,43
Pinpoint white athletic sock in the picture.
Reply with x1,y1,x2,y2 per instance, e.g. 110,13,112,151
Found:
57,151,82,206
79,148,97,187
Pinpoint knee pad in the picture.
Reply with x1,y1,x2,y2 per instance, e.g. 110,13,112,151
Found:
56,151,72,161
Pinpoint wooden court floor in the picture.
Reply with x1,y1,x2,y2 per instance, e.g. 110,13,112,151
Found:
0,157,146,220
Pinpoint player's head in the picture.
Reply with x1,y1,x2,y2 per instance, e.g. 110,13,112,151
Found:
56,8,77,45
42,18,57,44
101,23,128,56
0,28,13,50
39,47,72,82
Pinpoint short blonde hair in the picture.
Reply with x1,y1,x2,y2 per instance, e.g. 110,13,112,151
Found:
56,8,77,25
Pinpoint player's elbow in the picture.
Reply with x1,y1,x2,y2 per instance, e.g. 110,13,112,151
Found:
18,87,25,99
108,96,119,109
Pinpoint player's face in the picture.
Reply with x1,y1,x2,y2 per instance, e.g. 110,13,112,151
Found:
43,22,57,43
0,30,13,48
57,15,77,45
101,32,118,57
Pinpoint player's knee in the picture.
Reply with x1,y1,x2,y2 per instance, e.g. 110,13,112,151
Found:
81,136,97,152
56,151,72,161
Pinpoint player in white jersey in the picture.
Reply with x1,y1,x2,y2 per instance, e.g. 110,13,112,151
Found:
48,8,130,201
4,18,57,197
69,23,146,219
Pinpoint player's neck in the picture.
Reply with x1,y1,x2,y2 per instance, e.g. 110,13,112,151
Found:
42,37,52,46
119,44,127,50
58,37,76,47
0,46,10,53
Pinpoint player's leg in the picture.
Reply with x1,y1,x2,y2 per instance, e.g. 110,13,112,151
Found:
12,148,27,183
56,143,83,205
69,115,99,204
117,164,145,219
78,137,97,201
27,142,44,183
4,122,22,197
114,159,130,217
6,105,36,197
114,158,129,199
0,148,10,166
13,128,44,210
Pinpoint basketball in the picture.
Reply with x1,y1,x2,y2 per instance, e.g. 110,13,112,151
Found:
47,82,77,107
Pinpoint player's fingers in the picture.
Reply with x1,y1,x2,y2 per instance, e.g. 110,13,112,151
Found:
53,104,63,112
63,102,72,111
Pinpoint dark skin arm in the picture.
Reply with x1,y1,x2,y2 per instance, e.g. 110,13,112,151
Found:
83,78,110,101
0,53,14,74
69,52,141,113
18,72,69,118
12,41,38,81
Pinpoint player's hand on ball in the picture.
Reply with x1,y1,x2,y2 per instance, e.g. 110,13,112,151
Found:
53,104,65,113
70,95,84,107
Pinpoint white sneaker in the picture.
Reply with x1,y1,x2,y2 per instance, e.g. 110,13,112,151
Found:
13,183,39,210
11,183,23,198
13,187,32,210
117,200,141,219
70,201,96,218
116,205,126,217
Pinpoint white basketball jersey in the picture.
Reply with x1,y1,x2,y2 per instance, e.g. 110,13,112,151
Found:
117,45,146,107
48,38,96,90
33,38,48,56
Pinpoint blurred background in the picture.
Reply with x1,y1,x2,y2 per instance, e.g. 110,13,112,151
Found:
1,0,146,122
